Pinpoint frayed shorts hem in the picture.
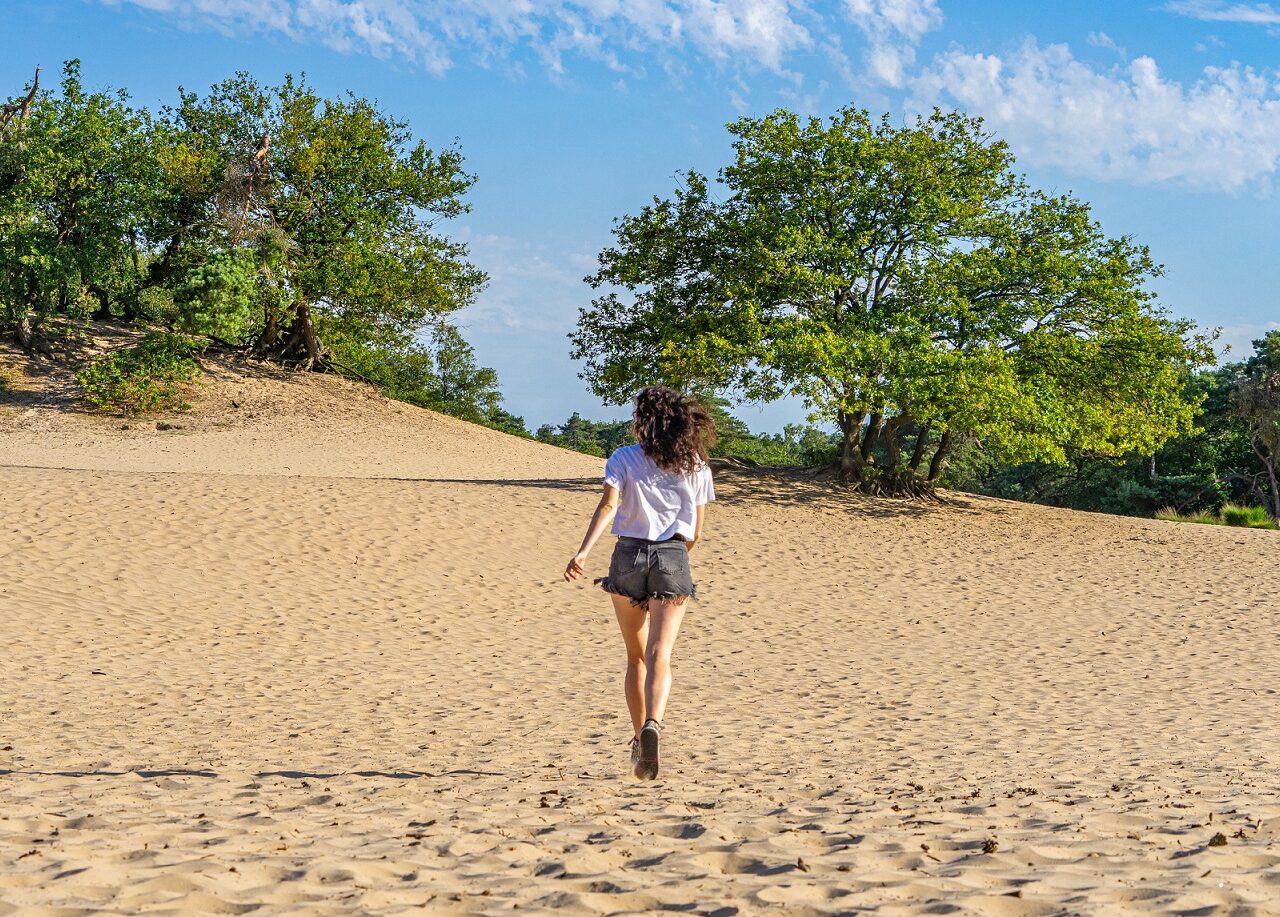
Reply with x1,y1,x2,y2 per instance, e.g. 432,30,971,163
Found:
594,577,697,608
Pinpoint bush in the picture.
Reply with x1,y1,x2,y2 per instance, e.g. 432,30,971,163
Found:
76,332,202,414
1156,504,1276,529
1155,508,1221,526
1221,503,1277,529
174,251,257,341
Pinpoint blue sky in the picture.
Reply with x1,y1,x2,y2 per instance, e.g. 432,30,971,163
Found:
6,0,1280,433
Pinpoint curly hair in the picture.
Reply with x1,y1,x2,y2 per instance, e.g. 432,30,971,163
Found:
631,386,717,475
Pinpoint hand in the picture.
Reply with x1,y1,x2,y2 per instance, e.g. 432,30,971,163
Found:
684,538,697,553
564,552,588,582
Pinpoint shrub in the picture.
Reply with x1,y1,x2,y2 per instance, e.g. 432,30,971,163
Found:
76,332,202,414
1156,504,1276,529
1221,503,1277,529
174,251,257,341
1155,508,1221,526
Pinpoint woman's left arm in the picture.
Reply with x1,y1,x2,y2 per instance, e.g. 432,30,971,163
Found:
564,484,620,582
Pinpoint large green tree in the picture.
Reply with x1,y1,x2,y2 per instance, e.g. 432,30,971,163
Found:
159,72,486,368
0,62,161,346
571,108,1213,494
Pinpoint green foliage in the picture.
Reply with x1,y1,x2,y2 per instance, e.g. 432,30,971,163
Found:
75,332,202,414
1155,508,1222,526
942,332,1280,521
162,72,487,364
1156,503,1276,529
1,61,162,331
323,322,527,435
1226,332,1280,519
713,422,840,466
535,413,632,457
173,249,256,340
1221,503,1276,528
572,106,1212,490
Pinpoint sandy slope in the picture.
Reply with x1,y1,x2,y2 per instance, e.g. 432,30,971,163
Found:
2,350,1280,915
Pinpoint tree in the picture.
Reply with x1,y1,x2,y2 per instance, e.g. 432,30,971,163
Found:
0,61,161,348
571,108,1213,494
160,72,486,368
534,412,633,456
1227,331,1280,519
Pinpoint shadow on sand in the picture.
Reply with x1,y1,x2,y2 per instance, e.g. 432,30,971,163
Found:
0,767,506,780
408,469,1000,521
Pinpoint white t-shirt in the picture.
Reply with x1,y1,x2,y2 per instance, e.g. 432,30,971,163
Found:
604,444,715,541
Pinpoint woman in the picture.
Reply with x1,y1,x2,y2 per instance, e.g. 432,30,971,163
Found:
563,386,716,780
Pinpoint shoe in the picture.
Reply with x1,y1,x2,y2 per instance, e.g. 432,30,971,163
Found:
629,736,640,769
635,719,660,780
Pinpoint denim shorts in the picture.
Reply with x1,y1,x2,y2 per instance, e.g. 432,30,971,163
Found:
595,536,697,608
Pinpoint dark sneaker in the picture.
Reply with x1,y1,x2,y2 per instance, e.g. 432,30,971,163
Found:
636,719,660,780
629,736,640,769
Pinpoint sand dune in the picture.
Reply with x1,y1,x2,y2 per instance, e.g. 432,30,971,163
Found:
2,352,1279,914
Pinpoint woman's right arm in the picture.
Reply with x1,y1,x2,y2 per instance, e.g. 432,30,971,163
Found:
564,484,620,582
686,502,706,553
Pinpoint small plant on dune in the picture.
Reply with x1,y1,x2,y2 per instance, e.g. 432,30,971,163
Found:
76,332,202,414
1220,503,1277,529
1156,504,1276,529
1155,508,1222,526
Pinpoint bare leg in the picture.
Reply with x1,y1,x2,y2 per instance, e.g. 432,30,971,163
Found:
611,593,649,738
643,596,688,726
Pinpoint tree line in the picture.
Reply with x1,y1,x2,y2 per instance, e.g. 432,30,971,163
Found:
3,64,1276,520
0,61,521,431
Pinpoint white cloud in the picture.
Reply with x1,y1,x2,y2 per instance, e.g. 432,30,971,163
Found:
1219,321,1280,357
103,0,816,75
843,0,942,86
1087,31,1125,56
1166,1,1280,25
453,227,600,333
909,39,1280,191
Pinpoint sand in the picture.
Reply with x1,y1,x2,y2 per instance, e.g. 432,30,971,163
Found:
3,347,1280,915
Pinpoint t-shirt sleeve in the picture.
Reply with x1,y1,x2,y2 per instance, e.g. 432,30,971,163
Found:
696,464,715,505
603,449,625,490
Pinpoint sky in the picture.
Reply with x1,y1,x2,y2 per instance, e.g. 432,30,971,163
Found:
6,0,1280,433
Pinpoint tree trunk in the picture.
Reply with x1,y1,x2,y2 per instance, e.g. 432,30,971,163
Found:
908,421,932,472
836,410,865,482
1256,439,1280,521
927,430,954,483
881,416,904,476
256,310,280,351
252,302,325,370
860,412,883,463
15,311,33,349
90,287,112,322
285,304,325,368
285,302,323,370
